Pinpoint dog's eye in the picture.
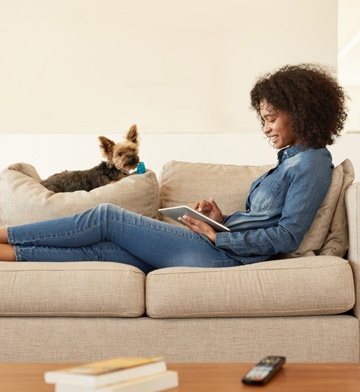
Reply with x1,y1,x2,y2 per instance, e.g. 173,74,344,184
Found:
118,152,123,157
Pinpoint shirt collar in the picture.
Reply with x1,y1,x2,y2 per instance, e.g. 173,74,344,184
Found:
277,143,307,163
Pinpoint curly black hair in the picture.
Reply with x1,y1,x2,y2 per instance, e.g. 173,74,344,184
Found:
250,64,349,149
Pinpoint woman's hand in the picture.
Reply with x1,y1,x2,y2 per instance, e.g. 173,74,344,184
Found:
193,197,224,223
178,215,217,244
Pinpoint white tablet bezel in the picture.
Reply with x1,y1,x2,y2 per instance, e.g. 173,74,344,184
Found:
159,206,230,232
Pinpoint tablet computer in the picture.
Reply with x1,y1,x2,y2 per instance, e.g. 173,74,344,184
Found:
159,206,230,232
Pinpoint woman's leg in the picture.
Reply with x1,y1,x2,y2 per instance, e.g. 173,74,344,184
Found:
0,229,9,244
12,240,155,273
0,229,15,261
0,244,16,261
5,203,240,269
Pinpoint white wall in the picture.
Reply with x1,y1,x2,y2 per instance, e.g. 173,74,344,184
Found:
344,86,360,131
338,1,360,133
2,1,354,184
0,0,337,134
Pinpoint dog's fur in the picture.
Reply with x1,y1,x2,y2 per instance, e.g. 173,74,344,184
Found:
41,125,140,193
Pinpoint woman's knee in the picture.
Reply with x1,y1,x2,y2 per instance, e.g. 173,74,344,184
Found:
95,203,124,218
93,203,143,229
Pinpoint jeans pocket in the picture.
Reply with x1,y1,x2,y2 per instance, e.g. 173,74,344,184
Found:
211,259,242,268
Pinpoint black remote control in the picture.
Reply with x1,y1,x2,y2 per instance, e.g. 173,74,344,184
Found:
242,356,286,385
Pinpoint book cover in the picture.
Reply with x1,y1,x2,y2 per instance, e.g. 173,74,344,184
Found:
45,357,167,388
55,371,178,392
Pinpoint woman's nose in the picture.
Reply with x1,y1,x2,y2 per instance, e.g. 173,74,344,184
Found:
263,122,271,134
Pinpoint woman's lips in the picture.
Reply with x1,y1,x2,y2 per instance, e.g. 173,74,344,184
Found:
270,135,279,144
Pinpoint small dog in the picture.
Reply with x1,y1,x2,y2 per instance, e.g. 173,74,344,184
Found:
41,125,140,192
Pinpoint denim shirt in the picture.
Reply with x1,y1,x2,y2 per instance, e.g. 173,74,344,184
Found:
215,144,333,264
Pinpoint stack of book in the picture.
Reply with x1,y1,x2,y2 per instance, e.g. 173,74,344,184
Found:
44,357,178,392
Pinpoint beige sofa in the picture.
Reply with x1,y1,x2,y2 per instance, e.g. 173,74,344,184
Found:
0,159,358,363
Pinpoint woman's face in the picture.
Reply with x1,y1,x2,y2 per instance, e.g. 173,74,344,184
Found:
260,100,299,149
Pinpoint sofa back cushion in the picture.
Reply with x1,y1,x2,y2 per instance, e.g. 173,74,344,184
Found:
0,162,159,228
159,160,273,218
159,159,354,258
317,159,355,256
285,159,354,258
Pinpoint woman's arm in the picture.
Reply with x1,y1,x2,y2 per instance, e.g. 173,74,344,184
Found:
215,154,333,257
193,197,224,223
178,215,217,243
178,197,224,243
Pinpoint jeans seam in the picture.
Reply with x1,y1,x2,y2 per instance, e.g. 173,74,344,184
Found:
109,217,206,242
211,259,237,267
11,220,107,245
13,246,23,261
7,227,14,245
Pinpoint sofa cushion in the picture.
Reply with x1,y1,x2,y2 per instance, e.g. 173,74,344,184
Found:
159,160,354,258
0,162,159,228
159,160,273,220
317,159,354,256
146,256,355,318
284,159,354,258
0,262,145,317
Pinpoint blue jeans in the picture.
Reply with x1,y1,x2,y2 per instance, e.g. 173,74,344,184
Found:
7,203,242,274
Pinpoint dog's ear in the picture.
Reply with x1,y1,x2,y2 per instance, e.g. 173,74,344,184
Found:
126,125,138,144
99,136,115,155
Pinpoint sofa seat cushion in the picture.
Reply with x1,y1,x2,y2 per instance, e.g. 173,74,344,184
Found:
0,262,145,317
146,256,355,318
0,162,160,228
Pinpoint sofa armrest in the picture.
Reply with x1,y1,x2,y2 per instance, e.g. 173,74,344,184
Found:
345,182,360,318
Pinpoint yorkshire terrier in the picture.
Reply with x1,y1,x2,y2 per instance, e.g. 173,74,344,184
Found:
41,125,140,193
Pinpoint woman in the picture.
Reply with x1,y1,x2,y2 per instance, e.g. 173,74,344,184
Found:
0,64,348,273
